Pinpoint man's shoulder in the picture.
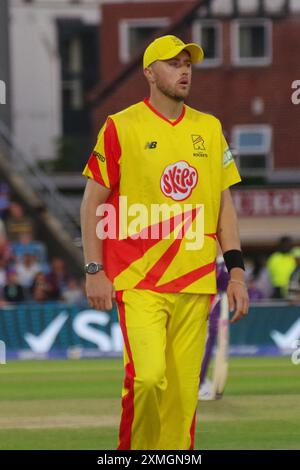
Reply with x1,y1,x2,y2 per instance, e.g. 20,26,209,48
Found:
185,105,222,129
109,101,145,123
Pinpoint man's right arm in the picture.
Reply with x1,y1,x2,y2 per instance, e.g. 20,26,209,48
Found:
80,178,115,311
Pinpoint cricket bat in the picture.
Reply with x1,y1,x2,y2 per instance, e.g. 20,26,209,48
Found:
211,293,229,399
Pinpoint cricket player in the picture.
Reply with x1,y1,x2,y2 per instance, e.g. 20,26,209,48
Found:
81,35,249,450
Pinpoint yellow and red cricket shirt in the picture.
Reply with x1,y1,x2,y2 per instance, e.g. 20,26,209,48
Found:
82,98,241,293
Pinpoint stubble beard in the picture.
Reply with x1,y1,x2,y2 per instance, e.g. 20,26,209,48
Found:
156,79,190,102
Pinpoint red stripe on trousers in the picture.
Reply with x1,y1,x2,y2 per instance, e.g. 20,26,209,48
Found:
116,291,136,450
189,412,197,450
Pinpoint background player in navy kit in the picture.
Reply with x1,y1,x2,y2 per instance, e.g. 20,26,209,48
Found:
199,256,229,400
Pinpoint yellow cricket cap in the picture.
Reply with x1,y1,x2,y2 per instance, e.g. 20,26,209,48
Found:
143,35,204,69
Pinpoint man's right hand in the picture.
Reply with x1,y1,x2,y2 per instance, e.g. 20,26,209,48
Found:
85,271,116,311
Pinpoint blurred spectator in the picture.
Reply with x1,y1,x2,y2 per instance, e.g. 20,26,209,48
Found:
46,257,70,299
0,257,7,290
5,201,35,242
0,218,7,238
267,236,296,299
3,270,25,302
0,232,12,262
244,256,255,282
61,278,84,304
247,277,264,302
251,255,273,299
288,247,300,304
11,233,47,263
0,182,11,218
30,272,52,302
15,253,42,290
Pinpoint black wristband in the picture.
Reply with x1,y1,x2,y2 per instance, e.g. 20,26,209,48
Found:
223,249,245,272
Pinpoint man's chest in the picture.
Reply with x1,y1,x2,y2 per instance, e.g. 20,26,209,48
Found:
121,124,216,174
119,125,219,202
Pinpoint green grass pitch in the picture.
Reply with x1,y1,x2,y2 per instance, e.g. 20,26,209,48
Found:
0,357,299,450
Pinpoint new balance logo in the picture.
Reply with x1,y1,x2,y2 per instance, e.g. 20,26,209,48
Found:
145,141,157,149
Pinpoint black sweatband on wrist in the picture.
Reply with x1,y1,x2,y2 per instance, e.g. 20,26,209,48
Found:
223,249,245,272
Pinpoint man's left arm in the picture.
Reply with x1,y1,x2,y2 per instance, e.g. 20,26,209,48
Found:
217,188,249,323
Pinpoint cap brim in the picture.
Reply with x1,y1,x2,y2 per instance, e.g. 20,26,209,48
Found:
159,43,204,64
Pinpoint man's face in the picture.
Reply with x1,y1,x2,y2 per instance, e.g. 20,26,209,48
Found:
148,50,192,102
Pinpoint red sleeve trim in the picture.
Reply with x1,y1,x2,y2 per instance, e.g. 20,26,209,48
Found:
86,153,107,187
104,118,121,187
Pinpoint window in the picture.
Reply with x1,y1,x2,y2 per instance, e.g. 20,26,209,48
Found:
232,125,272,176
57,19,100,169
231,19,272,66
119,18,170,63
192,20,222,67
61,35,83,111
58,19,100,116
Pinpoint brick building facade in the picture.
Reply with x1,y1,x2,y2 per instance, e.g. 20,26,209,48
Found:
88,0,300,246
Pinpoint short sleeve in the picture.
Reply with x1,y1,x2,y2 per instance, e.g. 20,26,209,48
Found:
221,133,241,191
82,118,121,189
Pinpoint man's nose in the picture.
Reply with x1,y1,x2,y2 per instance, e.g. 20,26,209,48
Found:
181,64,190,73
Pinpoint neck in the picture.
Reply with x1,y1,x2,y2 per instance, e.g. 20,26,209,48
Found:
148,89,184,120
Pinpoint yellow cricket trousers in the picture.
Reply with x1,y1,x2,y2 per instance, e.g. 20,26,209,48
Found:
116,289,210,450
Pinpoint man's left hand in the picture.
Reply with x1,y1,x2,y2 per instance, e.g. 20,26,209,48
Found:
227,279,249,323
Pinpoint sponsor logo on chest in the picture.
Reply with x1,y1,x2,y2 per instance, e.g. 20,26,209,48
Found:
93,151,106,162
144,134,209,158
191,135,208,158
160,161,198,201
145,141,158,149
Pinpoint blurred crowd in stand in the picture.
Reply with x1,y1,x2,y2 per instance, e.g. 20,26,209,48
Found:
0,182,85,305
245,236,300,303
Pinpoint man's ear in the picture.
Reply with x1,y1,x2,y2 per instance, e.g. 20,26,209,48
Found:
144,66,155,84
